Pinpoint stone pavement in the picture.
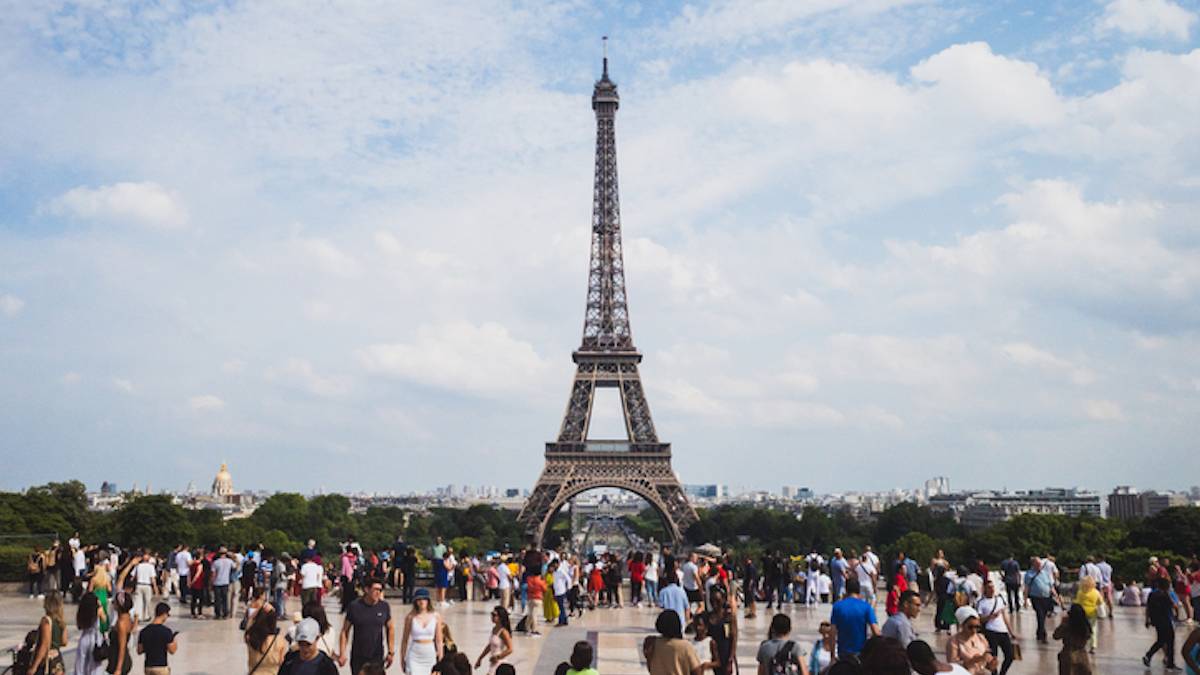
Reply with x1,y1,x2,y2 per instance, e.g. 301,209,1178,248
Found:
0,590,1192,674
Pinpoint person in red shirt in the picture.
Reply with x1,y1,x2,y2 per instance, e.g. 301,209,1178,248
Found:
629,553,647,607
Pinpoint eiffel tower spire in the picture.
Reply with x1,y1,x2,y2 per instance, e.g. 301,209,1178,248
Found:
580,36,633,354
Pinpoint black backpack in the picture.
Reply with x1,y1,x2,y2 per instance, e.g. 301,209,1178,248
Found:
769,640,796,675
12,630,37,675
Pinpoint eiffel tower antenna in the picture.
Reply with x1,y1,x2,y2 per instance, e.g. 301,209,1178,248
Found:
518,51,697,547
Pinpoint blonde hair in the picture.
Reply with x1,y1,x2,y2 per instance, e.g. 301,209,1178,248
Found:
1079,576,1097,593
43,591,64,625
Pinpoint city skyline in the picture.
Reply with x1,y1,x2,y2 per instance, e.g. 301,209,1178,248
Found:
2,1,1199,494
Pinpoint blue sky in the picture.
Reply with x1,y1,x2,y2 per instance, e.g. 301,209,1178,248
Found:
1,0,1197,495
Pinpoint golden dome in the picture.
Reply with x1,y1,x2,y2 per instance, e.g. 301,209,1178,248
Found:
212,462,234,497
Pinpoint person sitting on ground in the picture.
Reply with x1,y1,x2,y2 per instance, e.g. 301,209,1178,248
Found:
907,639,970,674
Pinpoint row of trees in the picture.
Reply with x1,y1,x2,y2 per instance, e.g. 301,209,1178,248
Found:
2,482,1197,587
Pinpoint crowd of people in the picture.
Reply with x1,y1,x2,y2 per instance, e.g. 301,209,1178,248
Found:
12,534,1200,675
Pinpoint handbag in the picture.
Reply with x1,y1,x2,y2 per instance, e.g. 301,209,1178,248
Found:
1012,641,1022,661
1096,602,1108,619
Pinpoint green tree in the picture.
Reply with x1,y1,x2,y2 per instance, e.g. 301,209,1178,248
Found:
251,494,309,541
890,531,937,567
1128,507,1200,555
116,496,195,552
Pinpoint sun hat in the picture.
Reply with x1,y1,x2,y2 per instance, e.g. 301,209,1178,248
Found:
414,588,431,601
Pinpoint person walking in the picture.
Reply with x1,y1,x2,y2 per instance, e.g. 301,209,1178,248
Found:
830,549,849,602
1181,621,1200,675
1027,556,1056,643
108,592,134,675
278,618,339,675
809,621,836,675
339,578,396,674
659,575,691,629
1144,577,1180,670
999,555,1021,613
630,552,647,608
645,550,660,608
1054,604,1093,674
706,587,738,675
829,577,878,660
474,606,513,675
527,569,546,636
946,607,996,675
644,611,704,675
28,591,67,675
882,590,922,647
88,553,113,634
1074,577,1103,653
401,588,443,675
132,551,159,622
300,554,325,608
755,613,811,675
975,579,1016,675
136,602,177,675
74,592,105,675
245,606,287,675
28,547,47,599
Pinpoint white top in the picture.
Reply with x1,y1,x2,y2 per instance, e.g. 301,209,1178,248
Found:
73,549,87,572
855,560,876,587
682,561,700,591
863,550,880,570
175,550,193,576
497,562,512,590
134,561,157,585
976,595,1008,633
410,614,438,642
69,537,81,551
553,567,571,596
691,636,713,664
1097,562,1113,585
645,555,659,581
817,574,831,594
300,561,324,590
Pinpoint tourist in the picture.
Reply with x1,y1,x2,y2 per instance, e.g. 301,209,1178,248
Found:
1073,576,1102,653
498,555,515,610
402,588,443,675
706,587,738,675
763,551,780,610
975,579,1016,674
1181,622,1200,674
88,552,113,633
436,549,455,608
567,640,598,675
682,553,703,611
1096,555,1114,616
755,613,810,675
853,553,877,606
630,552,647,607
1026,556,1056,643
999,554,1021,613
809,621,835,675
290,601,334,655
830,577,878,659
187,549,207,618
659,575,691,629
805,556,821,607
137,602,177,675
340,545,359,613
474,606,513,675
608,552,625,608
885,572,908,617
881,590,921,648
211,547,235,620
74,592,105,675
28,588,66,672
906,639,971,675
245,605,287,675
300,553,325,608
28,546,47,599
690,615,719,672
644,610,703,675
1144,577,1179,670
1121,581,1144,606
830,549,848,602
173,544,192,604
527,565,546,636
278,618,339,674
860,636,911,674
1054,604,1093,674
108,591,134,675
339,578,396,673
742,556,759,618
645,550,660,608
550,559,570,626
946,607,995,675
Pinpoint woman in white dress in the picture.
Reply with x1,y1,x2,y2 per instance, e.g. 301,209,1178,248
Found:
401,589,443,675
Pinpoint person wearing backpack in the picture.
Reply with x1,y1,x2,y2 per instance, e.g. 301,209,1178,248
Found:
756,613,810,675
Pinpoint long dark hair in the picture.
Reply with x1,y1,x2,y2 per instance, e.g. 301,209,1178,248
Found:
492,606,511,634
1065,604,1092,641
76,592,100,630
302,602,330,636
246,607,279,650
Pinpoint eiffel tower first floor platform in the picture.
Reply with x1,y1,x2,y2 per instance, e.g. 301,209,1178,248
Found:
517,444,698,547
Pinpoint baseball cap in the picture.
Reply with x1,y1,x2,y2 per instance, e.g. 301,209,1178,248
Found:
295,618,321,644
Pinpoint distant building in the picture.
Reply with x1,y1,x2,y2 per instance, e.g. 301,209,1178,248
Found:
1108,486,1190,520
931,488,1102,529
212,463,234,498
100,481,117,496
683,484,728,500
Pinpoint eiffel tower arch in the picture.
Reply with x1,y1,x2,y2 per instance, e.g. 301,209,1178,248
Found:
518,49,697,547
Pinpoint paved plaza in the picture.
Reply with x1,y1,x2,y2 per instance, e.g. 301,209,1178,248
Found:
0,589,1190,674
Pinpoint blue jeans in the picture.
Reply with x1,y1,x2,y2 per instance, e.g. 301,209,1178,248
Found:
645,579,658,605
556,594,568,625
271,588,284,615
213,584,229,618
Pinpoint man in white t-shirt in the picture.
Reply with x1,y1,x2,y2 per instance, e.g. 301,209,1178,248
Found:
681,553,701,609
551,559,571,626
855,556,878,604
300,555,325,607
132,551,159,621
863,546,880,575
174,546,193,602
975,578,1017,674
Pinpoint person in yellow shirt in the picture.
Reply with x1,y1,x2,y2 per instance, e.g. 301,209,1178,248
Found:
1073,576,1102,653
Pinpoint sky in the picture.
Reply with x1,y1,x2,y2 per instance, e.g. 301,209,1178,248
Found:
1,0,1198,496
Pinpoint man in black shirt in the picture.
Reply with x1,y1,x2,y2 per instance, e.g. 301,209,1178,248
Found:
137,602,177,675
339,578,395,674
1143,577,1179,670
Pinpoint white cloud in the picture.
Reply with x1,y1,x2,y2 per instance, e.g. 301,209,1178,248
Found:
910,42,1064,126
221,359,246,374
0,294,24,317
1099,0,1197,40
1084,399,1126,421
44,182,187,229
358,321,550,397
112,378,134,394
1001,343,1096,385
267,358,350,397
293,237,361,278
750,400,847,428
60,372,81,386
189,394,226,411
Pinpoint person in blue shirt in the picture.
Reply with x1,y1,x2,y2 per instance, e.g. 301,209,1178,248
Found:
830,549,849,601
658,576,690,630
830,577,879,658
1024,556,1056,643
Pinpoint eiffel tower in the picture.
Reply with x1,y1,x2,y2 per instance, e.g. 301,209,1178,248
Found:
518,49,697,546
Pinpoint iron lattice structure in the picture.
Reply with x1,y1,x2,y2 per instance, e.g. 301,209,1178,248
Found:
518,58,698,546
